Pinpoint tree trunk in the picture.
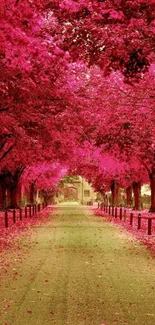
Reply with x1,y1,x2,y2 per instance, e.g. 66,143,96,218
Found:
104,194,108,206
111,181,115,206
6,167,25,208
126,185,133,207
8,183,22,208
132,182,141,210
116,186,120,206
111,181,120,206
29,183,36,204
149,163,155,212
0,179,6,209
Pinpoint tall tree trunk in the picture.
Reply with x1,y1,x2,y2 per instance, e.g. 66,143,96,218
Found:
116,185,120,206
132,182,141,210
100,189,105,203
126,185,133,207
104,194,108,206
29,183,36,204
0,179,6,209
111,181,115,206
111,180,120,206
149,158,155,212
7,167,25,208
9,183,22,208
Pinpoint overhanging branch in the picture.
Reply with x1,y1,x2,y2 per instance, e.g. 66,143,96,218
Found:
0,145,14,162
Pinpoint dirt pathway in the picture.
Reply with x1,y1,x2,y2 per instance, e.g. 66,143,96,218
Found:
0,204,155,325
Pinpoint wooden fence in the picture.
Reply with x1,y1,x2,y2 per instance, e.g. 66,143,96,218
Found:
98,203,155,236
0,202,48,229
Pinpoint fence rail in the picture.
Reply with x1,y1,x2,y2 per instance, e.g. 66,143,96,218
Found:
98,204,155,235
0,202,47,229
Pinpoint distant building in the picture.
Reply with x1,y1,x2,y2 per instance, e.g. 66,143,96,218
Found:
55,176,97,204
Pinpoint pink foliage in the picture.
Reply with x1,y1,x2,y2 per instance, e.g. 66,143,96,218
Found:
21,163,67,191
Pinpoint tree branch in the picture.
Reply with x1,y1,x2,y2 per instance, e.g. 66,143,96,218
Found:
137,155,151,174
0,145,14,162
0,139,8,151
15,0,20,5
0,108,9,113
0,133,14,140
33,172,43,185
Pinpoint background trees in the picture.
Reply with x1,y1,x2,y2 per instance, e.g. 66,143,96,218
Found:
1,0,155,210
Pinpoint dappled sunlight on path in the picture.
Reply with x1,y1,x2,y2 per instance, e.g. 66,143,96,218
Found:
58,201,81,206
0,205,155,325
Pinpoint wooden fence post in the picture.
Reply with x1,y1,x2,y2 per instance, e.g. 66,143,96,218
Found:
137,213,141,229
148,218,152,235
5,211,8,228
19,208,22,221
120,207,122,220
109,206,111,215
38,204,40,212
13,209,16,223
130,212,133,226
112,206,114,217
25,206,27,218
115,207,117,218
124,209,126,221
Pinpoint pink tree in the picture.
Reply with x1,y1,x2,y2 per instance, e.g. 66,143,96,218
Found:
21,162,67,204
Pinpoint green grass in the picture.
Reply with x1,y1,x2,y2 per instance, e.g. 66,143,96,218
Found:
0,205,155,325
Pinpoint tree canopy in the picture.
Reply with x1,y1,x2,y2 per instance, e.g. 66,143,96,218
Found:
1,0,155,209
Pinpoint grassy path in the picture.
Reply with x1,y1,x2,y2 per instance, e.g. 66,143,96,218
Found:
0,205,155,325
